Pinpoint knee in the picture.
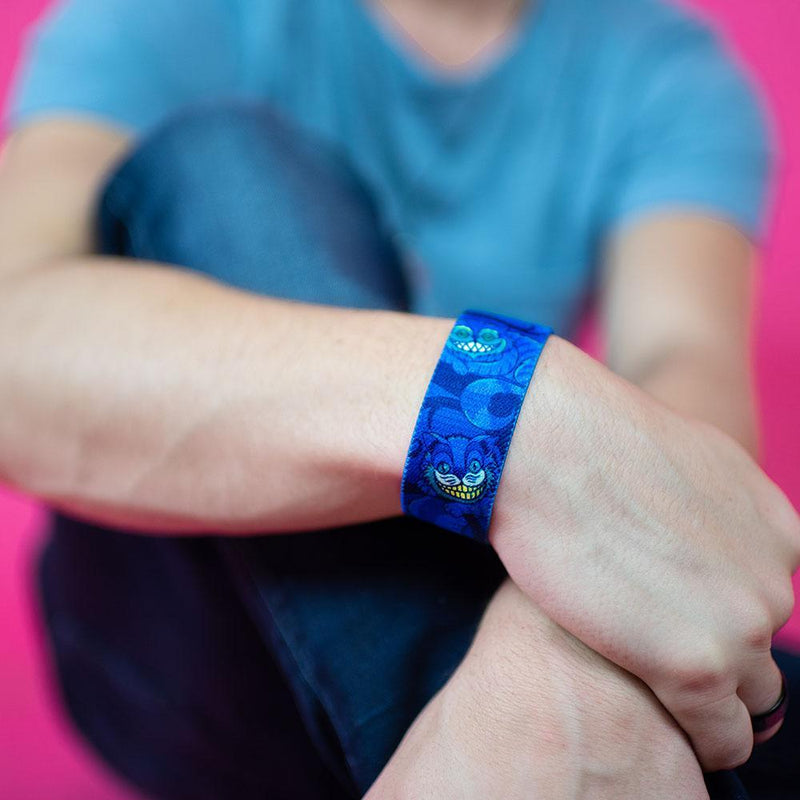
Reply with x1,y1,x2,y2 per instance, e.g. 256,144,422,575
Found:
100,101,364,235
100,103,291,228
122,101,324,189
96,101,408,310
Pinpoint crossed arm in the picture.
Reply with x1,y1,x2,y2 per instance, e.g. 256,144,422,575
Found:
366,212,770,799
1,119,798,790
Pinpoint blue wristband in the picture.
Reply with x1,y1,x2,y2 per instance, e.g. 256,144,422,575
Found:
401,309,552,544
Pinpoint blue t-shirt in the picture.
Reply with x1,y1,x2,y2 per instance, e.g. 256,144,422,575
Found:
5,0,773,336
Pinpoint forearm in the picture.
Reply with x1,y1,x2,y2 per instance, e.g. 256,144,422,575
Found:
0,257,451,532
368,574,707,800
601,213,760,457
627,345,758,457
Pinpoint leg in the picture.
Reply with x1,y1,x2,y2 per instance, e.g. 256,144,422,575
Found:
44,100,505,798
99,101,799,799
44,100,789,798
40,518,347,800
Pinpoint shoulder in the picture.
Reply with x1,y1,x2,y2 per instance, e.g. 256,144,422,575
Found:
577,0,722,51
573,1,774,239
563,0,752,97
564,0,765,121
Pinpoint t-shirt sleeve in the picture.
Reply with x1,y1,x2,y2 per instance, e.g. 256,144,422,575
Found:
4,0,243,134
603,19,775,241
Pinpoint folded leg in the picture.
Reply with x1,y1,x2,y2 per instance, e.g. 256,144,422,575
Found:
41,100,787,799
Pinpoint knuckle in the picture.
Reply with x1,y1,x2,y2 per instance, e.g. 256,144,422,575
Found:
770,583,796,629
668,656,729,705
765,488,800,553
739,610,774,652
789,513,800,559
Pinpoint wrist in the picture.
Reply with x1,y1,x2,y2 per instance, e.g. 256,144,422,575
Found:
359,310,455,513
464,581,677,740
400,310,552,541
242,306,455,531
488,334,661,555
487,333,579,551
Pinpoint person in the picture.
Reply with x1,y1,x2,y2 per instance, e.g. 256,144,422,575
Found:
1,0,799,797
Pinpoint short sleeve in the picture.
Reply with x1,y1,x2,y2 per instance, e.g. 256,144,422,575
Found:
4,0,243,134
604,19,776,241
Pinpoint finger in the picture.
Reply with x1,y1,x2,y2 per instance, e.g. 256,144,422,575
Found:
739,652,784,714
666,690,753,772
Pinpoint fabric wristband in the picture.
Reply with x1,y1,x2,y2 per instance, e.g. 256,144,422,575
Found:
401,309,552,544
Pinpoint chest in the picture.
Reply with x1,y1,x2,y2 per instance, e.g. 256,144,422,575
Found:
251,0,618,328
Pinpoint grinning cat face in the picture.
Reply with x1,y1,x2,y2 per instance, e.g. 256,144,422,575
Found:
423,433,494,503
446,324,507,361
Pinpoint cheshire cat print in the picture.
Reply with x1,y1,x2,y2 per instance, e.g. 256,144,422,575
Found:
401,311,551,542
441,321,543,385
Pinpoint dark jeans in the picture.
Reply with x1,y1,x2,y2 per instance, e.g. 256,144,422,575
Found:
39,102,799,799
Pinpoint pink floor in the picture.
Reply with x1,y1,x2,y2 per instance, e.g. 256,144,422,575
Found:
1,1,799,798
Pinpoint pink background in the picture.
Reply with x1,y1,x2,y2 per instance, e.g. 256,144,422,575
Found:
1,1,799,797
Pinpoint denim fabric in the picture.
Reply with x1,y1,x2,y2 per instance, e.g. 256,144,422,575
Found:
40,101,797,799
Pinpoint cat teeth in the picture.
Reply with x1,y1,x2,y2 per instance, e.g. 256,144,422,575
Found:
455,341,491,354
439,484,485,501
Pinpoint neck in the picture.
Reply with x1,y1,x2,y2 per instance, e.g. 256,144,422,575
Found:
372,0,530,68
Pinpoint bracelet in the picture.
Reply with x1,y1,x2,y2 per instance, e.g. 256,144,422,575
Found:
401,309,552,544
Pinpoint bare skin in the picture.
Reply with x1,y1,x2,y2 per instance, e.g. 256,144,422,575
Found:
1,2,798,784
366,580,711,800
371,215,785,798
370,0,529,69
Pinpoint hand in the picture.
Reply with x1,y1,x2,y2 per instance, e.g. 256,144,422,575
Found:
365,580,709,800
491,336,800,771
